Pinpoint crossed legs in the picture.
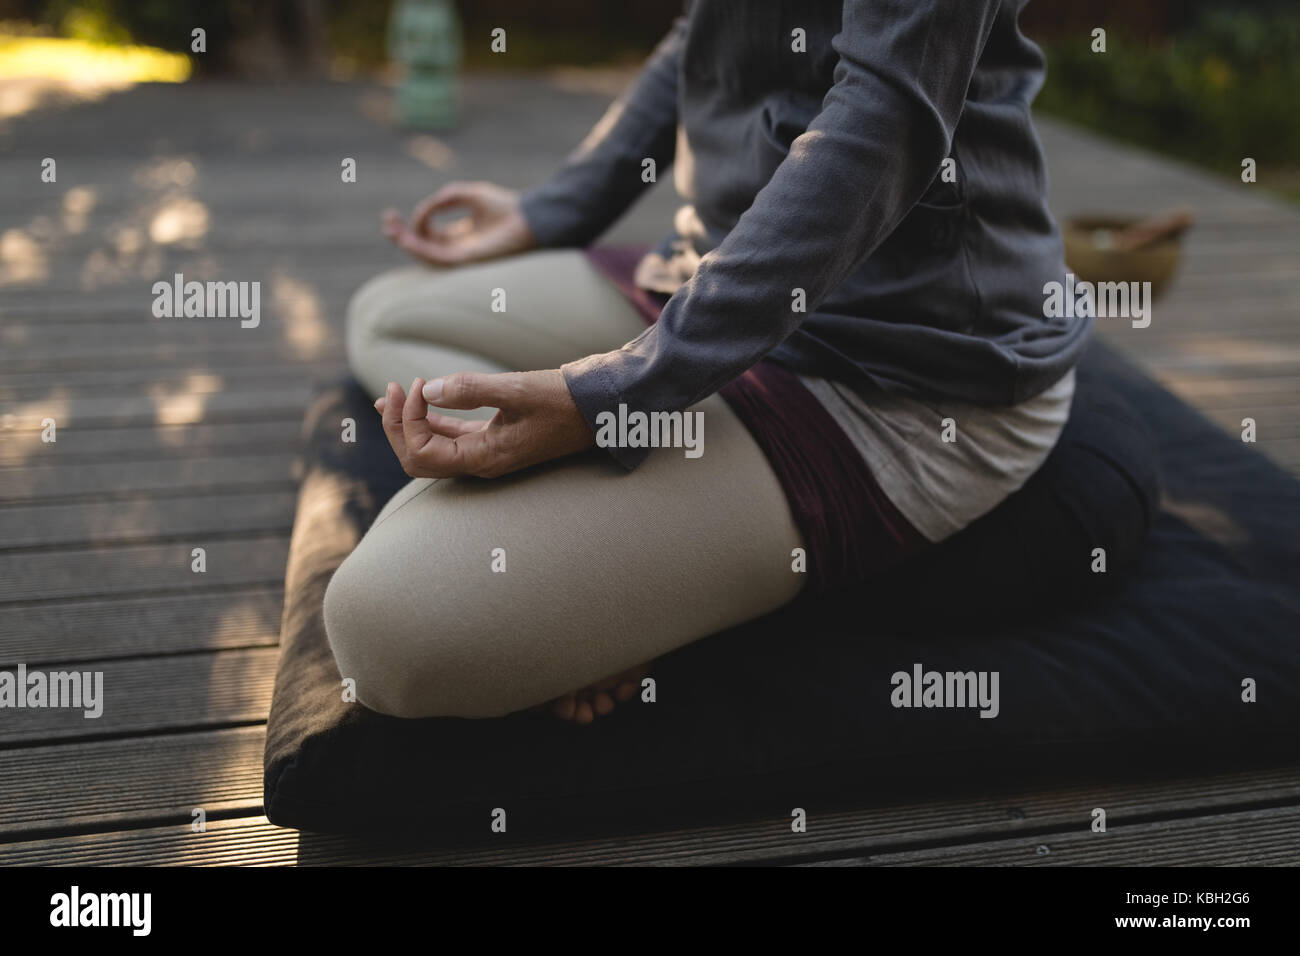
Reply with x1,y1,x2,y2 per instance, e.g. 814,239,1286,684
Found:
324,251,805,718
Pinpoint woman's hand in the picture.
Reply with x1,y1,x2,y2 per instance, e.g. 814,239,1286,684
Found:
375,370,596,479
383,181,536,267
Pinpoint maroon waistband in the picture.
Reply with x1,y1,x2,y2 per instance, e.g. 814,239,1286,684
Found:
584,246,928,593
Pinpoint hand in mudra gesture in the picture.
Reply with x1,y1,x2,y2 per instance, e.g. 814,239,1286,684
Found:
375,371,595,480
382,181,536,267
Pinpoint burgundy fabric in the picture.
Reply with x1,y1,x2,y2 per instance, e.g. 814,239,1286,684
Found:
584,245,929,594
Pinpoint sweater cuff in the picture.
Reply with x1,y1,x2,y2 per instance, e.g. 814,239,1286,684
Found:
520,185,588,249
561,352,651,472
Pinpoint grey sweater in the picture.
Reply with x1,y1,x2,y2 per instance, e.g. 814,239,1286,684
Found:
521,0,1090,470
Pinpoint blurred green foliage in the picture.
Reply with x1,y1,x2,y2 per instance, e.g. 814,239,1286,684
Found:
20,0,266,72
1037,9,1300,176
4,0,677,72
45,0,128,43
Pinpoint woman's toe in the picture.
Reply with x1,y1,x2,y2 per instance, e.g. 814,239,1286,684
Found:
574,699,595,724
593,691,615,716
553,694,577,720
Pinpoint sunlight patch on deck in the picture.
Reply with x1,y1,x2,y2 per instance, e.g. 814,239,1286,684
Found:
148,374,226,426
149,196,209,246
406,134,455,171
0,228,47,284
272,271,333,360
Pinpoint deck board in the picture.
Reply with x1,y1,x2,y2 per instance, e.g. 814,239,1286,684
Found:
0,491,296,550
0,455,296,503
4,765,1299,866
842,806,1300,867
0,535,290,602
0,420,304,465
0,727,266,838
0,75,1296,865
0,387,319,433
0,586,281,663
0,647,276,744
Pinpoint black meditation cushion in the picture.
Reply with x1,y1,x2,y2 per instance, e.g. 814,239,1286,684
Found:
264,340,1300,836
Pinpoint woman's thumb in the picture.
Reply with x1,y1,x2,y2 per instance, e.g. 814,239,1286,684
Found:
423,372,516,410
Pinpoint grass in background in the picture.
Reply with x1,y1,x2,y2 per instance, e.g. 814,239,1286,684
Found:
1036,9,1300,203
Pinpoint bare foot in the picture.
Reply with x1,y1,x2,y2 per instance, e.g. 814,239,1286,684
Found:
545,664,649,725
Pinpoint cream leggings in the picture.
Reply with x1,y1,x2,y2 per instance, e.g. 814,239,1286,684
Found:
323,251,805,718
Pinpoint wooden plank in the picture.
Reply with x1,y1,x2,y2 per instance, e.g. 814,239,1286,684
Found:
1040,119,1300,206
0,454,296,503
1147,373,1300,398
0,647,277,745
1156,396,1300,420
4,764,1299,865
1049,183,1299,218
0,268,389,319
1106,349,1300,377
1175,267,1300,290
0,321,311,352
0,221,417,250
1127,313,1300,336
1102,326,1300,348
1121,320,1300,342
0,361,347,400
0,386,317,431
0,534,290,603
1179,412,1300,443
1152,328,1300,350
1252,440,1300,470
1161,396,1300,424
0,420,303,466
1173,269,1300,289
0,585,281,662
841,805,1300,866
1157,280,1300,304
0,490,297,550
1159,394,1300,421
0,727,265,837
0,289,355,321
0,341,344,373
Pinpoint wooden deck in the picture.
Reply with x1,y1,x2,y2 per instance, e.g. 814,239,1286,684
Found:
0,76,1297,866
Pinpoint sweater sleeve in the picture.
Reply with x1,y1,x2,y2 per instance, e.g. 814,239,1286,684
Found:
518,11,688,248
562,0,1002,469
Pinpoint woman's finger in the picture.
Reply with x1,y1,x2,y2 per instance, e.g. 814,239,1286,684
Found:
402,377,468,475
392,228,471,266
381,397,491,439
425,410,491,439
381,209,406,240
379,381,408,461
400,377,433,451
409,182,480,235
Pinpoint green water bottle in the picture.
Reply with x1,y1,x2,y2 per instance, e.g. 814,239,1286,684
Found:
388,0,463,130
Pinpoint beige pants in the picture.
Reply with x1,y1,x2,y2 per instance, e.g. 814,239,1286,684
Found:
323,251,804,718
